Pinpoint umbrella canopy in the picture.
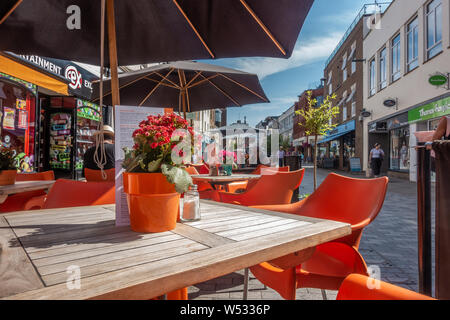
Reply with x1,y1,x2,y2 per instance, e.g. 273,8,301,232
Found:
91,61,269,114
0,0,314,66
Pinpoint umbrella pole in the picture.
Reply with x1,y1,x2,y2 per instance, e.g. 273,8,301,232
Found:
106,0,120,110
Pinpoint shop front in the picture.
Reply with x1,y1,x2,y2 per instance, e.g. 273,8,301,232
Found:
408,94,450,181
318,120,356,170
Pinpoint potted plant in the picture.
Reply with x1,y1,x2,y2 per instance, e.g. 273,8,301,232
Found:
0,148,17,186
220,150,237,176
122,113,194,233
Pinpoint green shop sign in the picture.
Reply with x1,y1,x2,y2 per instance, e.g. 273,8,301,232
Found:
408,96,450,123
429,74,448,87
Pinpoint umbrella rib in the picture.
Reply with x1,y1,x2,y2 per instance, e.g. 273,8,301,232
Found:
186,71,203,87
172,0,215,58
182,71,191,113
144,77,179,89
199,74,241,107
91,71,160,102
139,68,175,106
0,0,23,24
218,73,269,102
187,74,220,89
154,71,181,89
239,0,286,56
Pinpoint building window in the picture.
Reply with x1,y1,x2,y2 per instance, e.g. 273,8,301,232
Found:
391,34,401,82
369,58,376,96
349,42,356,74
342,53,348,82
426,0,442,60
379,48,387,89
407,17,419,71
342,105,347,121
329,83,333,95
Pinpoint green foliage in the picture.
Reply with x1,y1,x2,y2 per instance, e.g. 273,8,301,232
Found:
161,163,193,194
0,148,17,171
295,91,339,137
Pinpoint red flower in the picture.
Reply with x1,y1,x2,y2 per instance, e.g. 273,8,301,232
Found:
151,142,158,149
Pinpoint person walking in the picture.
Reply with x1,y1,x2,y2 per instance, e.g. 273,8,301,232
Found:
83,125,115,171
369,143,384,178
278,148,285,167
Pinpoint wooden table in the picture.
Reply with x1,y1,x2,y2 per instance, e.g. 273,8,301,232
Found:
0,180,55,204
0,201,351,300
191,174,261,191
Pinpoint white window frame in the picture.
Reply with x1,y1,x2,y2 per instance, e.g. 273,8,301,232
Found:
379,47,387,90
369,58,376,96
407,16,419,71
426,0,443,60
342,53,348,82
391,33,401,82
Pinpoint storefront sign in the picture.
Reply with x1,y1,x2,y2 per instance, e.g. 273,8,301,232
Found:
408,96,450,123
76,99,101,121
429,74,448,87
9,53,96,99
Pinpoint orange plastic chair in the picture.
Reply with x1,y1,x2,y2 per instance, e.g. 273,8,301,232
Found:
337,274,435,300
218,169,304,206
84,168,116,182
249,173,389,299
227,166,290,193
0,171,55,213
28,179,115,210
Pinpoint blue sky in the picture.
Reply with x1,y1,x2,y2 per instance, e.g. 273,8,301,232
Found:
200,0,372,127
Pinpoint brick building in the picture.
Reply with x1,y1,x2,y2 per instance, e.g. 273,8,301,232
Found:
321,3,390,171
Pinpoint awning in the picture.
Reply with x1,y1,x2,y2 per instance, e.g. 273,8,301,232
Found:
319,120,356,144
0,54,68,95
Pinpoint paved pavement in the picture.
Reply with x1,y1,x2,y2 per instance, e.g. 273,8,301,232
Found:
189,166,434,300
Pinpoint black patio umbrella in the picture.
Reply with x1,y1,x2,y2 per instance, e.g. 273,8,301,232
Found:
91,61,269,117
0,0,314,107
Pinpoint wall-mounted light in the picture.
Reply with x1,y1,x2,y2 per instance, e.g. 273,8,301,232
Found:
383,98,398,110
361,109,372,118
352,58,366,63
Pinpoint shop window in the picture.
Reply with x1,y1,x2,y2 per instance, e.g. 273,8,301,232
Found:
390,127,410,171
426,0,442,60
0,79,36,172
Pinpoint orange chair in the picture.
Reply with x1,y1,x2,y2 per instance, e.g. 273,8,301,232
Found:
0,170,55,213
227,166,290,193
249,173,389,299
218,169,304,206
337,274,435,300
24,179,115,210
84,168,115,182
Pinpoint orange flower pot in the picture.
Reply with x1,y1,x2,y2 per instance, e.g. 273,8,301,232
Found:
123,172,180,233
0,170,17,186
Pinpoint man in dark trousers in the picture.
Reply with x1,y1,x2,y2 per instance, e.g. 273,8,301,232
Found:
83,125,115,171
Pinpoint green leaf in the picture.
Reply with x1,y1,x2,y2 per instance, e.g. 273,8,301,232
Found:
147,158,163,172
161,163,193,194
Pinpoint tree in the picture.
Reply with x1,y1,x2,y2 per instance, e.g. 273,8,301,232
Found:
295,91,339,190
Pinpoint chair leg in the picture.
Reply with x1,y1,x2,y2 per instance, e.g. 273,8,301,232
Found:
321,289,327,300
243,268,249,300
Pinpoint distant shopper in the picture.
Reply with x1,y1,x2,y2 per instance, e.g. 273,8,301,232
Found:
278,148,285,167
369,143,384,178
83,125,115,171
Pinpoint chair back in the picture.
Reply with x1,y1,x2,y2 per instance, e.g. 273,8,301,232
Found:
234,169,304,206
298,173,388,247
16,170,55,181
43,179,115,209
185,166,199,175
246,166,290,191
84,168,115,182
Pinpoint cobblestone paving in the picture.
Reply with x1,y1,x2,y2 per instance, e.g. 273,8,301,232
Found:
189,167,433,300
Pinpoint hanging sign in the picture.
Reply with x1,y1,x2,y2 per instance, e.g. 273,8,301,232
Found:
18,110,28,129
429,74,448,87
2,107,15,130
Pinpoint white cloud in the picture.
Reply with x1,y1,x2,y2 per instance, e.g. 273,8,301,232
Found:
230,32,343,79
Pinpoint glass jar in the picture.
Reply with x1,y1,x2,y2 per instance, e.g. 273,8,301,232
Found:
181,184,200,222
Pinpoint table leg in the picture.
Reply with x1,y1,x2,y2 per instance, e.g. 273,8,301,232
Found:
243,268,249,300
